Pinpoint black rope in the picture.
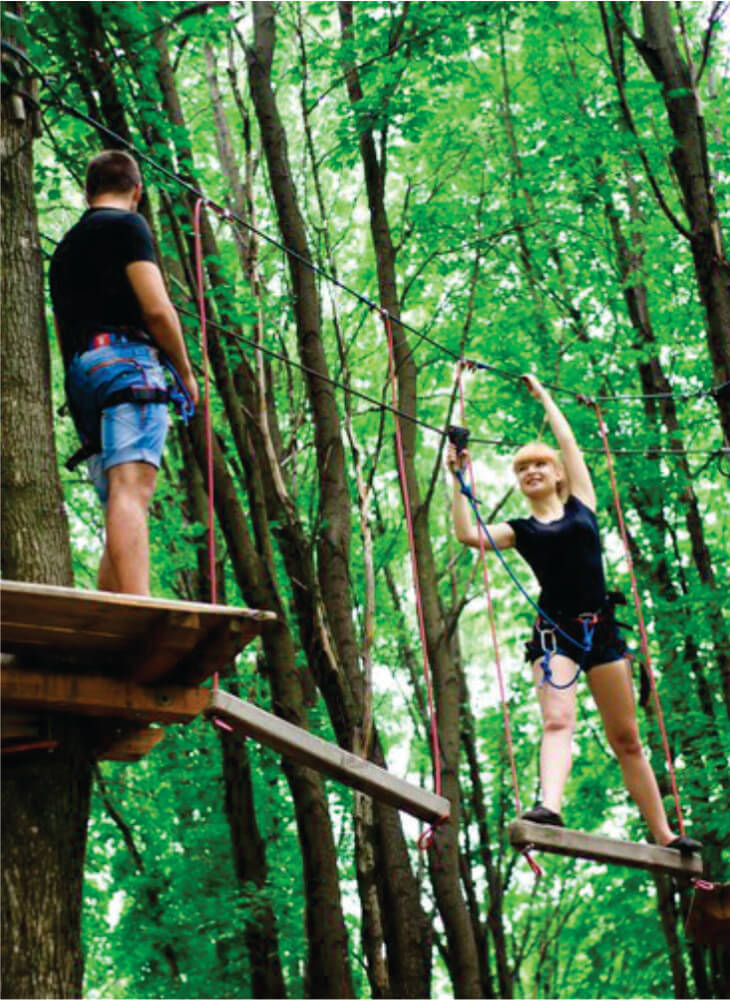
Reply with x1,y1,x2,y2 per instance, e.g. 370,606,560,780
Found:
6,36,727,411
37,229,728,461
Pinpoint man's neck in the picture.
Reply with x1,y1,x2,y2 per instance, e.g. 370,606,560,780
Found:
88,194,137,211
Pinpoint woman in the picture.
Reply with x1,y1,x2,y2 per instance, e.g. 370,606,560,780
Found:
447,374,699,853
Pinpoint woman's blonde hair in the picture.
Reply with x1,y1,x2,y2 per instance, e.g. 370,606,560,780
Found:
512,442,569,502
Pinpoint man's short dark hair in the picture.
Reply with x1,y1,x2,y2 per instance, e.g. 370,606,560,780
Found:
86,150,142,198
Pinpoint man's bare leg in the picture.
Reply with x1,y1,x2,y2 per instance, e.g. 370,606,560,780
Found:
103,461,157,595
98,547,121,592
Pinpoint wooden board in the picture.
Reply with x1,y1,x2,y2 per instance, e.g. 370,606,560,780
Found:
2,663,209,724
208,688,451,825
0,579,276,685
509,820,704,877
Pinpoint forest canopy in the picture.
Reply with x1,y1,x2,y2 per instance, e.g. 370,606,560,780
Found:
2,1,729,998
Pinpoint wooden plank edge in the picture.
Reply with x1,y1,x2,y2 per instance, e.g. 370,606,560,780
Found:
508,819,704,877
207,688,451,825
2,666,209,724
0,579,278,622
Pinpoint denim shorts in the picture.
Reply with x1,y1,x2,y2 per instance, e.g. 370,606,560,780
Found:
66,342,169,504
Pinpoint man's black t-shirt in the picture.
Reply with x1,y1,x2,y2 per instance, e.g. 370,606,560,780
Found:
49,207,157,369
507,496,607,616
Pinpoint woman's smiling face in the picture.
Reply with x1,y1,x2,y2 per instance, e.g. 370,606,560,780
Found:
513,444,565,501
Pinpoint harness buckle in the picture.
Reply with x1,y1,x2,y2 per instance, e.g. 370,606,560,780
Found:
538,626,557,654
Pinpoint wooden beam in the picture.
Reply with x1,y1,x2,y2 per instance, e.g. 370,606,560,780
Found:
208,688,451,825
125,611,202,683
2,665,209,724
508,819,704,877
97,728,166,762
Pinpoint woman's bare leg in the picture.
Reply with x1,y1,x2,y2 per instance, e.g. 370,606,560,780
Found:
587,658,675,844
531,655,579,814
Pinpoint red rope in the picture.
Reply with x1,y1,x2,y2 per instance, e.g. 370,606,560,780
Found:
193,199,219,688
591,402,686,835
381,311,444,833
456,365,542,877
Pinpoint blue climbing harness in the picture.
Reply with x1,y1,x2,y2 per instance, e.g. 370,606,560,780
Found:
536,612,597,690
64,331,195,470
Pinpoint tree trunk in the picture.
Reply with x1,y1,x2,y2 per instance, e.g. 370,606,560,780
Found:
636,2,730,443
186,377,355,1000
338,4,482,996
246,6,430,996
219,713,289,999
1,7,90,996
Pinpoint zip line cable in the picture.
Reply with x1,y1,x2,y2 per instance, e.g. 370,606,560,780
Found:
6,36,728,412
37,230,726,461
171,301,728,460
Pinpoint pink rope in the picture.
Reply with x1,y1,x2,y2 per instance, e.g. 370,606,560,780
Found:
381,312,444,832
193,199,219,688
591,402,686,835
456,365,542,877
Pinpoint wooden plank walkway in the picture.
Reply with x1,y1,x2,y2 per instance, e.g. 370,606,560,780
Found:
208,688,451,825
509,819,704,877
0,580,276,686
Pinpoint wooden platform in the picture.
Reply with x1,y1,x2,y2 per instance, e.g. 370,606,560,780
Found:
208,688,451,825
1,580,276,761
509,820,704,878
0,580,276,686
1,581,450,822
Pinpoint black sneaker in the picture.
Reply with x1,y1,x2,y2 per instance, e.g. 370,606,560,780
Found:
521,803,564,827
665,835,702,856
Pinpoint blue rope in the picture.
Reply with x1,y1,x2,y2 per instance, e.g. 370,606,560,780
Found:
454,469,592,665
538,615,596,690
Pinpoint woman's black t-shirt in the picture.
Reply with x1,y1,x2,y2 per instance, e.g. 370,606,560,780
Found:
507,496,607,617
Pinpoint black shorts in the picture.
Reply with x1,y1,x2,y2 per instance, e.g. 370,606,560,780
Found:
524,615,628,672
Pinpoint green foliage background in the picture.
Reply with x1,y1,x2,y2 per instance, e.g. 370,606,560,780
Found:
10,0,729,996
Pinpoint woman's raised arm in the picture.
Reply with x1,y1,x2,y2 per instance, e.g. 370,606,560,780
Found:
446,443,516,551
522,374,596,510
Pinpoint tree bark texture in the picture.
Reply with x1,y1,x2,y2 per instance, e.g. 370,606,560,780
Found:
1,9,90,995
1,53,73,586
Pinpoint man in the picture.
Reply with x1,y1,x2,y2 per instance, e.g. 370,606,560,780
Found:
50,149,199,596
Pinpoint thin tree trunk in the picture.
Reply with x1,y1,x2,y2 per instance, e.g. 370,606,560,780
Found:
246,6,430,995
338,4,482,996
186,415,355,999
